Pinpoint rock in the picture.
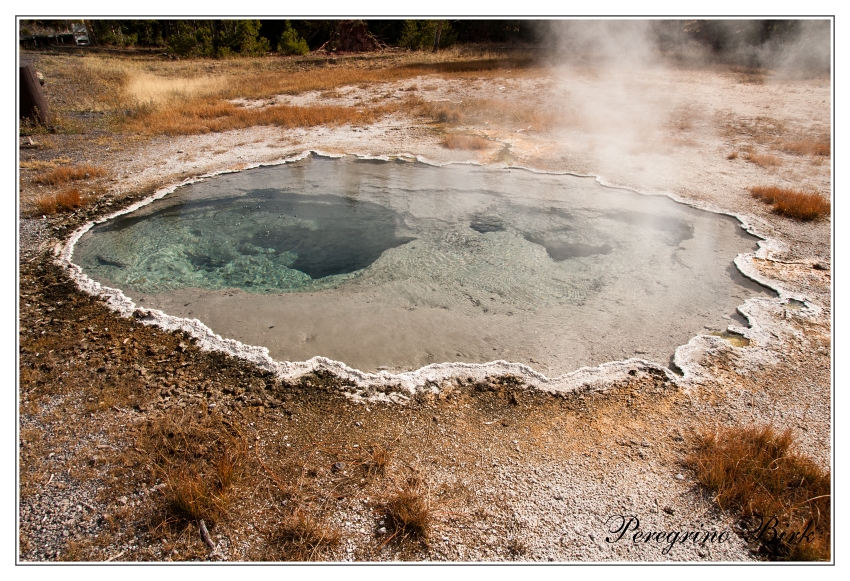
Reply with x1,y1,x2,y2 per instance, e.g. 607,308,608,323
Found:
675,474,685,481
332,462,346,473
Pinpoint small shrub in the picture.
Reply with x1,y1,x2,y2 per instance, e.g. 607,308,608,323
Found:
749,186,830,220
727,151,739,160
441,134,490,150
688,424,830,561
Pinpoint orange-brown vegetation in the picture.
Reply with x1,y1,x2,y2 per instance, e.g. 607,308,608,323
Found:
779,139,831,157
746,153,782,167
34,164,107,186
688,424,830,561
138,410,247,526
106,54,541,136
384,483,431,542
749,185,830,220
35,188,84,214
268,509,341,561
124,99,408,136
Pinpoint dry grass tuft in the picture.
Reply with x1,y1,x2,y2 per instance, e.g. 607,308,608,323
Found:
780,139,830,157
384,485,430,541
441,134,491,150
34,164,107,185
746,153,782,167
35,188,85,214
726,151,739,160
269,509,341,561
749,185,830,220
138,409,247,526
363,445,393,476
688,424,830,561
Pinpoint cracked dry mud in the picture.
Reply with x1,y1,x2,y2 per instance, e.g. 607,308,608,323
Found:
19,57,831,562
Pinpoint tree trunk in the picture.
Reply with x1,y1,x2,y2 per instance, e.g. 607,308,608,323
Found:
83,20,98,45
20,61,50,125
212,20,220,56
432,21,443,52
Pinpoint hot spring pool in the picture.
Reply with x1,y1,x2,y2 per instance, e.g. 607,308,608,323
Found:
73,154,772,375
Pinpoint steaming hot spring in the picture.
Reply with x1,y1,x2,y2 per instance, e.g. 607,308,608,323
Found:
71,153,772,376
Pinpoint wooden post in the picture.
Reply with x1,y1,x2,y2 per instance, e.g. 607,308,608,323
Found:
20,61,50,125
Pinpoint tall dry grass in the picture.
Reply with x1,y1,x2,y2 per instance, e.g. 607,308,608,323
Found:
35,188,85,214
688,424,830,561
124,98,409,136
749,185,830,220
38,51,542,137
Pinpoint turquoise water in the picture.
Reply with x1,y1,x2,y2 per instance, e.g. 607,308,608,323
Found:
72,155,772,373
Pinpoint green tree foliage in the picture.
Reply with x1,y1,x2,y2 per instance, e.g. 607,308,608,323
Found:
161,20,269,57
219,20,270,56
399,20,456,50
277,21,309,55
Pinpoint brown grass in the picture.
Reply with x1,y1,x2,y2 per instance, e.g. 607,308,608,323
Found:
779,139,831,157
441,134,491,150
138,410,247,526
384,484,431,541
364,445,393,476
124,99,407,136
63,51,541,137
688,424,830,561
269,509,341,561
746,153,782,167
20,157,72,170
749,185,830,220
726,151,739,160
33,164,107,185
35,188,84,214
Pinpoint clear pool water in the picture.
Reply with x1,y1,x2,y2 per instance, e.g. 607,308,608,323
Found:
73,154,772,374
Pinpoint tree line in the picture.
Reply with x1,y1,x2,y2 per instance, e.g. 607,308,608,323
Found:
19,19,820,59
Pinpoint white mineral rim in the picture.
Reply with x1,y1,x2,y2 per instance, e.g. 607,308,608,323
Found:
56,150,823,403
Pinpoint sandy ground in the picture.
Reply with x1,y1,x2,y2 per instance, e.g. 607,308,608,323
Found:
18,59,832,562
